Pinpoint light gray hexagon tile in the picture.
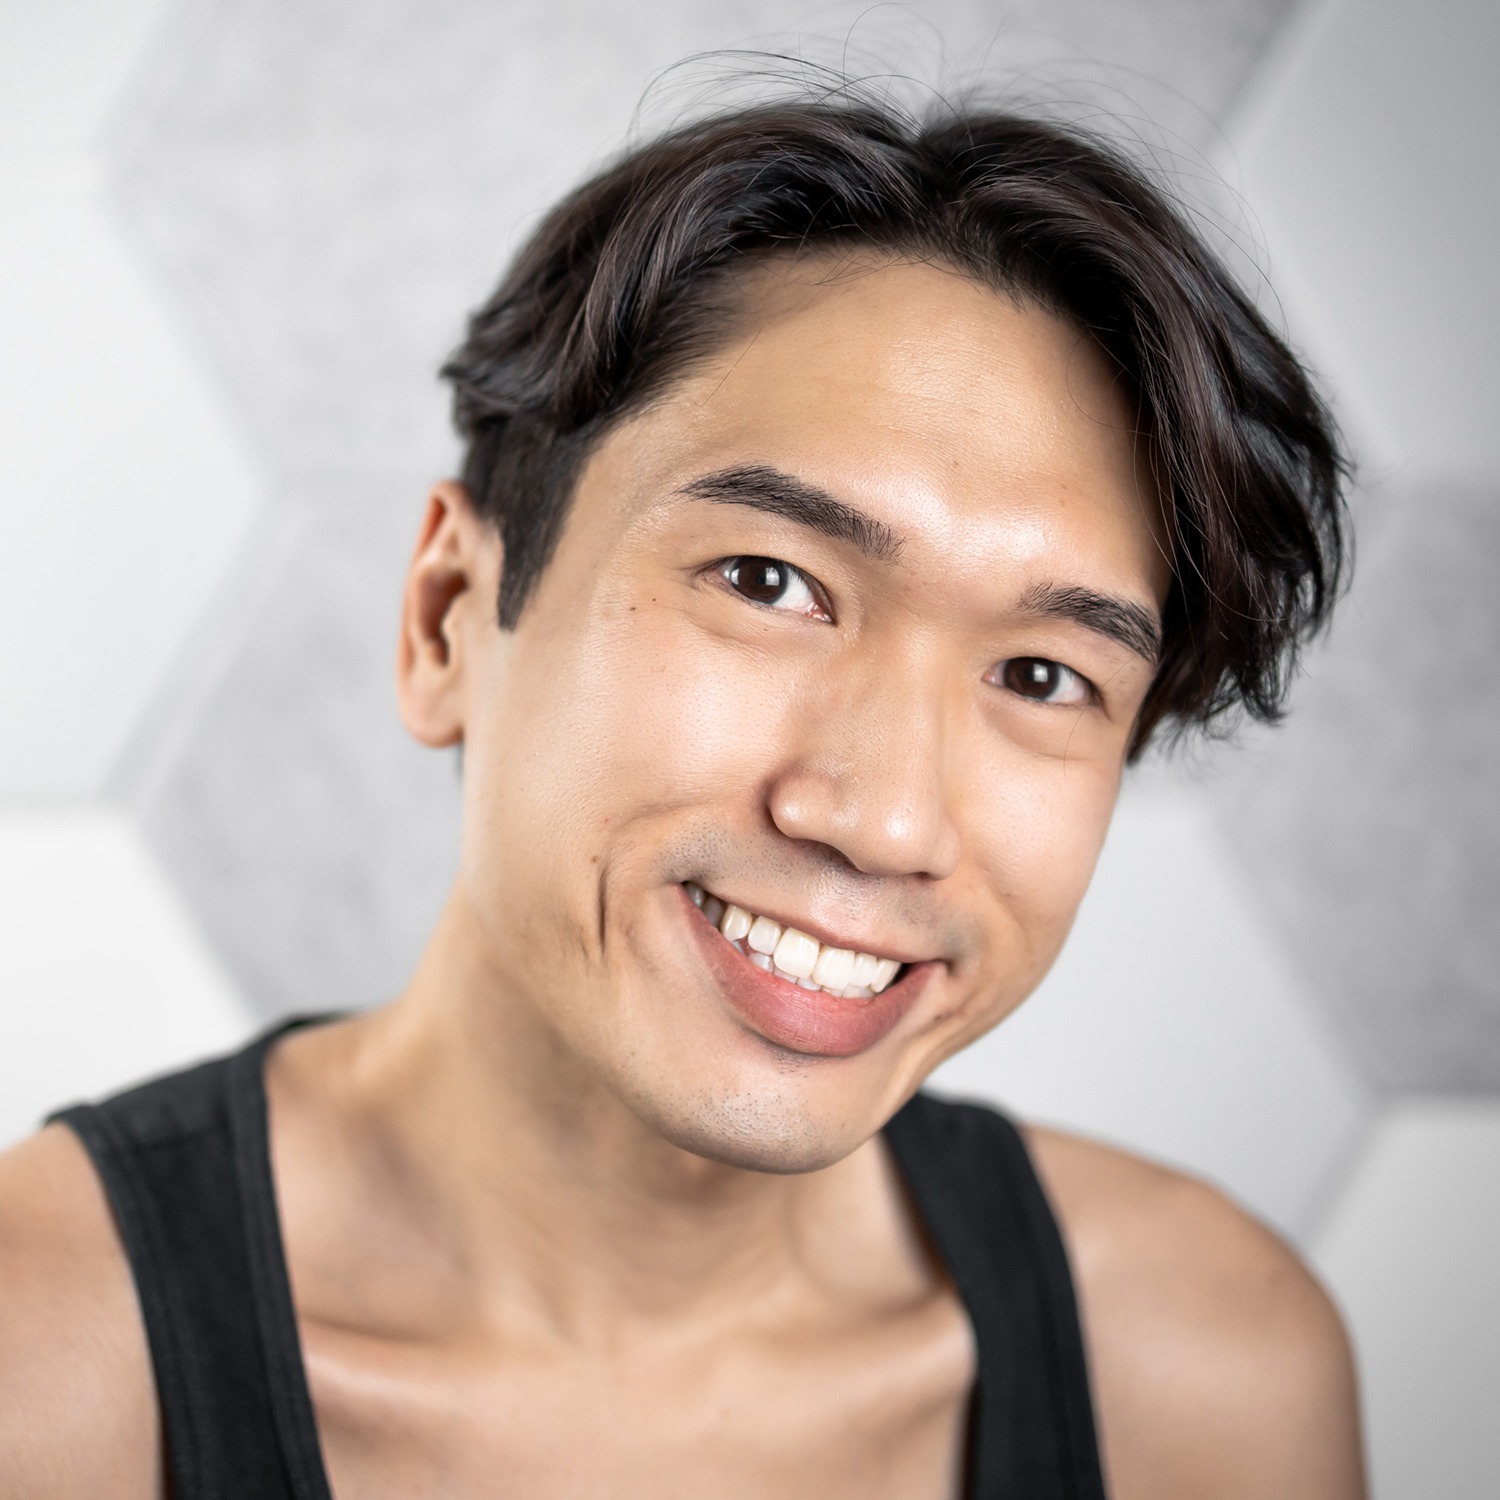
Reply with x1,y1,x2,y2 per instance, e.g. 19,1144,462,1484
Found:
103,0,1299,482
930,776,1371,1243
0,806,248,1148
1312,1099,1500,1499
1225,0,1500,488
1215,483,1500,1094
121,472,463,1020
0,0,261,798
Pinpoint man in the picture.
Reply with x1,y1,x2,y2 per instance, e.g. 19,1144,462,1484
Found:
0,95,1363,1497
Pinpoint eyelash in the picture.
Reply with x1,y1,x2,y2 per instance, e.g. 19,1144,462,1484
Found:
714,556,1096,707
716,555,832,620
986,658,1096,708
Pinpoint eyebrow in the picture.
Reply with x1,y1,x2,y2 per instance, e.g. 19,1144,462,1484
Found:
1015,581,1163,664
678,463,904,563
680,464,1160,661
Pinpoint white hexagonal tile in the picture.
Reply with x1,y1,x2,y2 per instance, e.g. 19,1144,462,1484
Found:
1312,1101,1500,1500
0,806,250,1150
1227,0,1500,486
0,0,261,797
0,0,170,152
930,779,1372,1241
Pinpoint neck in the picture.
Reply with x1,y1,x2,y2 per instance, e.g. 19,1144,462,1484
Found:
275,891,900,1342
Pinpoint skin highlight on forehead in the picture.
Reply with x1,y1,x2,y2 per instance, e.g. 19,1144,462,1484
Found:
642,255,1171,612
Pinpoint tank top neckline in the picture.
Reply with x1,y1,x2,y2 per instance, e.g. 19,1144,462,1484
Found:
223,1018,981,1499
57,1013,1106,1498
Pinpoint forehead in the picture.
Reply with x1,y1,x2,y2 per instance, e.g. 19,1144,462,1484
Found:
590,255,1168,602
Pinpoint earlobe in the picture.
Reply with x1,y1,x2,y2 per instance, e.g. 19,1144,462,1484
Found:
395,481,501,749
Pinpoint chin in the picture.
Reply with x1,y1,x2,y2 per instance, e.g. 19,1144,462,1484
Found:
620,1071,876,1176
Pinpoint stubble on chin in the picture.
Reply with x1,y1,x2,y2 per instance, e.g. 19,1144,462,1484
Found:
613,1059,877,1178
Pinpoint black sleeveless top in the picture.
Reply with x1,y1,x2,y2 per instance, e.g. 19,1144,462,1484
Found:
53,1019,1106,1499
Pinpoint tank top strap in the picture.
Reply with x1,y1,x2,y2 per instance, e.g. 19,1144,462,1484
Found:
885,1092,1108,1500
57,1028,1103,1500
52,1022,332,1500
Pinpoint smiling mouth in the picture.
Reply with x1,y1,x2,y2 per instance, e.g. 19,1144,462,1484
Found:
683,883,906,1000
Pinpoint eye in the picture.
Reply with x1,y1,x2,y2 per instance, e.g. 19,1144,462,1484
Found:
720,556,829,619
990,657,1093,706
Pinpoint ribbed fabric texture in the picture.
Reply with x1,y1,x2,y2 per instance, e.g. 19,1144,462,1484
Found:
885,1093,1108,1498
56,1022,1105,1499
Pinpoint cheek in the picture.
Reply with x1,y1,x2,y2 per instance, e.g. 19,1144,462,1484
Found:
585,626,782,808
461,601,787,886
965,752,1120,977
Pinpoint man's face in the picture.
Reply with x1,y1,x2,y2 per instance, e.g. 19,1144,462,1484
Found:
437,256,1169,1172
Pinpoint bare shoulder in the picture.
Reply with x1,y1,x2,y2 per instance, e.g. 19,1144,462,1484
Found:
0,1124,160,1498
1023,1125,1365,1500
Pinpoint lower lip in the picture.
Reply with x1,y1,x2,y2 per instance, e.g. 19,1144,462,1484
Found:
683,889,928,1059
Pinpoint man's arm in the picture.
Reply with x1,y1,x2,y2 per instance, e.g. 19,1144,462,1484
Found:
1026,1126,1366,1500
0,1124,161,1499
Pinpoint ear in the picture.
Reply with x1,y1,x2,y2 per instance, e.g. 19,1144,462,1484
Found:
395,480,500,748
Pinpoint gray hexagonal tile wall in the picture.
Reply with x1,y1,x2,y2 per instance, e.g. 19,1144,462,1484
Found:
1216,483,1500,1093
5,7,1486,1492
1205,0,1500,1098
106,0,1298,479
123,475,463,1016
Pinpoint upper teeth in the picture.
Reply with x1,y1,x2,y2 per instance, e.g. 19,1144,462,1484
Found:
684,884,902,1001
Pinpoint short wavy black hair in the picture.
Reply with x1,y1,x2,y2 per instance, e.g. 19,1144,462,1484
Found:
442,92,1348,755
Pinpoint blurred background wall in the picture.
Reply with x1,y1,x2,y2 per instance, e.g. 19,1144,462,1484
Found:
1,0,1496,1491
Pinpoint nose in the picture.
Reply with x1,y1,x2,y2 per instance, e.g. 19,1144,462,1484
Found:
765,653,963,882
